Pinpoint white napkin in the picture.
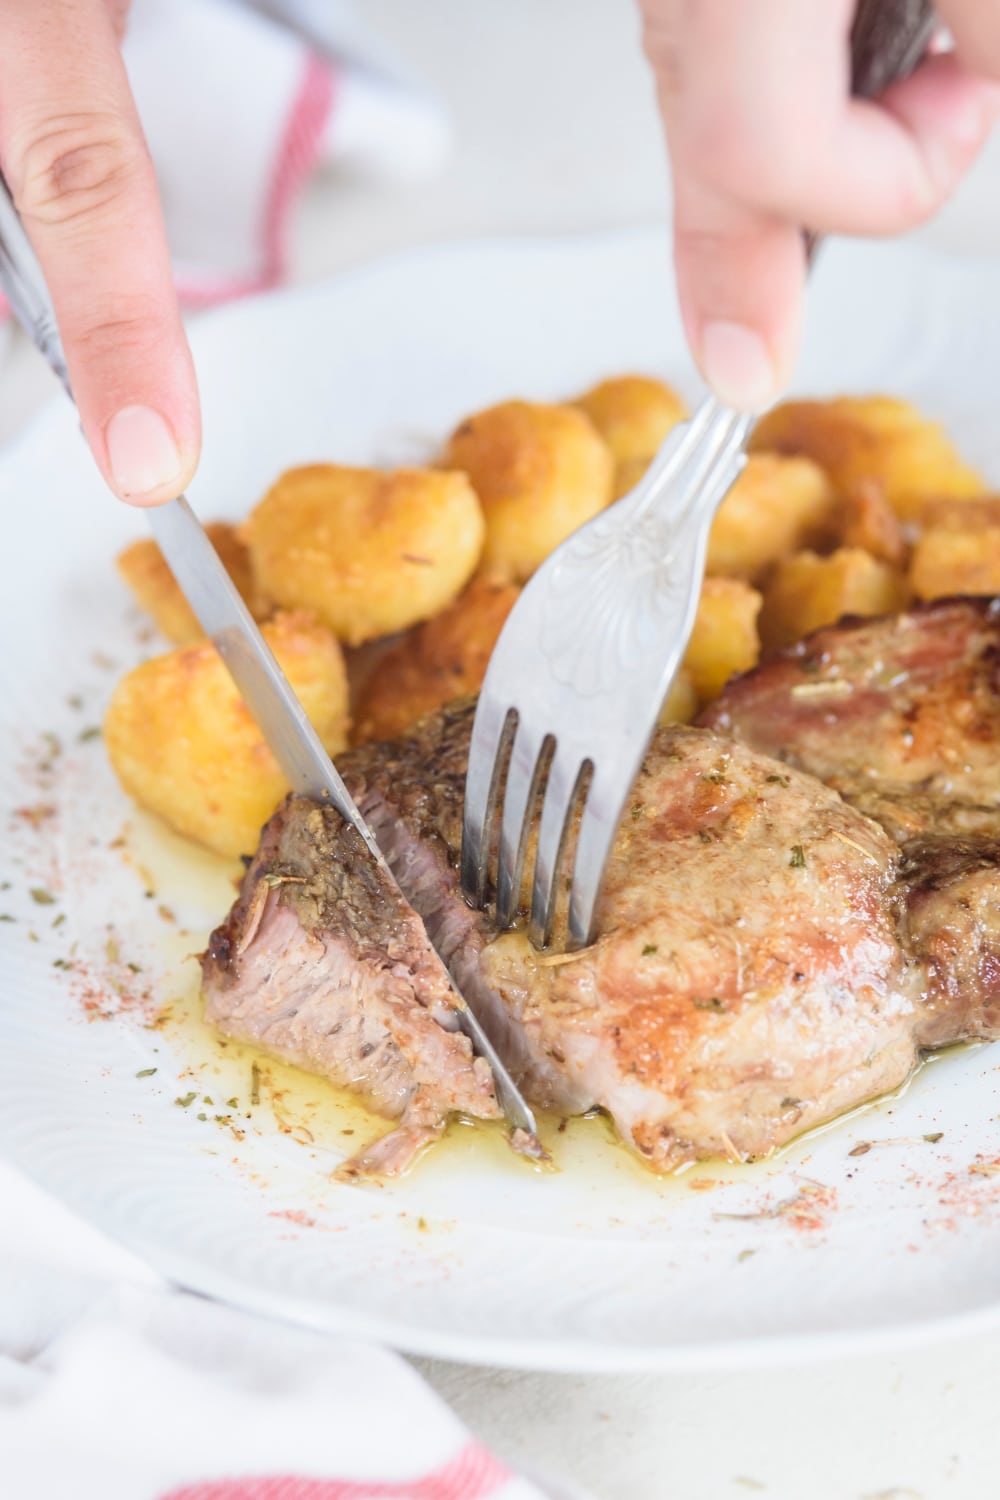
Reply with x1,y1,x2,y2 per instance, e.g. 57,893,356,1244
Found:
0,1161,577,1500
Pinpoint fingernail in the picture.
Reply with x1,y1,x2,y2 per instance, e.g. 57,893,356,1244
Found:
699,321,776,412
106,405,183,500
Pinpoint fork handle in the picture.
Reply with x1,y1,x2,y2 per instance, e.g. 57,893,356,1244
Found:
850,0,936,101
800,0,936,267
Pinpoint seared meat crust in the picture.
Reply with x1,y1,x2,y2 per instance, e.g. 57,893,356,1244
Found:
700,597,1000,1055
698,598,1000,843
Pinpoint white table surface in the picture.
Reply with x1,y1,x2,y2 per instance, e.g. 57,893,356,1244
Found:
5,4,1000,1497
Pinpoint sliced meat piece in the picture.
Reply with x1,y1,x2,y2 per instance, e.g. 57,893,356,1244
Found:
201,795,500,1178
341,703,918,1170
340,702,566,1107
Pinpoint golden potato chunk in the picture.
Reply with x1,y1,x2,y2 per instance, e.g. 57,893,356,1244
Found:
909,499,1000,600
105,612,349,859
353,576,521,745
706,454,836,582
611,454,650,501
659,669,698,726
243,465,485,646
117,523,263,645
750,396,985,522
760,548,909,652
683,578,762,704
573,374,686,470
443,400,613,581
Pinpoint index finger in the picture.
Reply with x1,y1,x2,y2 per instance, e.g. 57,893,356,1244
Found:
0,0,200,505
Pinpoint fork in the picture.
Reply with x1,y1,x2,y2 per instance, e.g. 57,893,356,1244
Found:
461,0,936,951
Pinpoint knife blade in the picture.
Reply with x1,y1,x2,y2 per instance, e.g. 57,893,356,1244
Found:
0,174,539,1145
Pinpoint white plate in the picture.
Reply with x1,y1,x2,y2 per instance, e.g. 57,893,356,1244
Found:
3,229,1000,1375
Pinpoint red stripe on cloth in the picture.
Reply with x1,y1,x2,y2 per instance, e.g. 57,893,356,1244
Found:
177,51,335,308
158,1442,514,1500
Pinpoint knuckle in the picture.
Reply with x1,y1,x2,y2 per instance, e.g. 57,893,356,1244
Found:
68,300,162,363
13,114,145,229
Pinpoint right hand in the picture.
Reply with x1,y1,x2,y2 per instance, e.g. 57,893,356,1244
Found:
640,0,1000,410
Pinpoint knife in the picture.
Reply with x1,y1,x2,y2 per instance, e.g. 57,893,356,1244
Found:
0,174,539,1147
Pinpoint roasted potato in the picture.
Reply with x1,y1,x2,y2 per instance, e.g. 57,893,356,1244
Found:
835,479,907,567
573,374,686,470
243,465,485,646
684,578,762,704
353,576,521,745
611,454,651,501
909,498,1000,600
105,612,349,858
442,400,613,581
706,454,836,581
759,547,909,652
750,396,985,522
117,523,264,645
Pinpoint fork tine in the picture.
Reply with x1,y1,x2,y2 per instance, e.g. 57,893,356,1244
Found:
566,768,623,950
461,697,514,908
495,724,550,929
528,749,586,949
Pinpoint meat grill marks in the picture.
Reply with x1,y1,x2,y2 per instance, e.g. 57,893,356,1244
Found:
699,597,1000,1051
202,795,500,1178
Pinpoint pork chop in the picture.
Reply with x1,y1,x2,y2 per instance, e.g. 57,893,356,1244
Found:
202,599,1000,1177
204,699,927,1172
697,597,1000,844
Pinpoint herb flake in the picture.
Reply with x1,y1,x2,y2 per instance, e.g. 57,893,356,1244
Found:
789,844,806,868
